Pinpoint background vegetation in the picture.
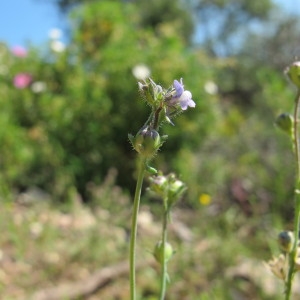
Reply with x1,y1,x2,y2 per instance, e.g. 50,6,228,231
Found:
1,0,300,298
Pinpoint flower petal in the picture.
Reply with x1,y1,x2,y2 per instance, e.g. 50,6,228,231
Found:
179,91,195,110
173,79,184,97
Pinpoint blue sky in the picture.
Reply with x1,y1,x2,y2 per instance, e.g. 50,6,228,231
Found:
0,0,65,47
0,0,298,48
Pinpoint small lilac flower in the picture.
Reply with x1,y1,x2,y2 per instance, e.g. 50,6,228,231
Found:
13,73,32,89
178,90,196,110
11,46,27,58
173,79,184,97
170,78,196,110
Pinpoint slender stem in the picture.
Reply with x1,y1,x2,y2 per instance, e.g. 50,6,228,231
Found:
285,89,300,300
159,207,169,300
294,89,300,185
153,105,163,130
143,111,154,128
130,157,146,300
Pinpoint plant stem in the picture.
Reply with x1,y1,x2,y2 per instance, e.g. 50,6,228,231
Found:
285,89,300,300
159,208,169,300
130,157,146,300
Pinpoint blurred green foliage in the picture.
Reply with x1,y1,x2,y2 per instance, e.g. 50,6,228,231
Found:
0,0,298,223
0,1,213,200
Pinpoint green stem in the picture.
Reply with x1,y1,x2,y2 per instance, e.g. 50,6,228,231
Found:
130,157,146,300
143,111,154,128
153,105,163,130
285,89,300,300
159,207,169,300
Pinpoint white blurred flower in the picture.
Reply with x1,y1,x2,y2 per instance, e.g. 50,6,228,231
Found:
50,40,66,53
31,81,47,93
132,64,151,80
204,81,218,95
48,28,63,40
30,222,44,238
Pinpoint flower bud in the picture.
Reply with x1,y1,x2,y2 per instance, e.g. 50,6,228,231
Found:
146,165,158,175
153,241,173,265
286,61,300,88
278,231,294,253
275,113,294,136
138,78,164,106
149,175,168,197
167,175,186,206
138,82,148,91
132,127,161,158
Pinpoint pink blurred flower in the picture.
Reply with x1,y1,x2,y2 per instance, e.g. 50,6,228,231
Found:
13,73,32,89
11,46,27,57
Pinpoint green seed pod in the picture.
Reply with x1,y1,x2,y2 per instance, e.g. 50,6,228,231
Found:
148,175,167,198
286,61,300,88
134,126,161,158
167,175,186,207
275,113,294,136
278,231,294,253
153,241,173,265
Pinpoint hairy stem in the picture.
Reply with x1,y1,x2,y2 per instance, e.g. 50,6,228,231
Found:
285,89,300,300
159,207,169,300
130,157,146,300
153,105,163,130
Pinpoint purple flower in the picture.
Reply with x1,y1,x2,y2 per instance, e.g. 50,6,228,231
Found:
11,46,27,57
13,73,32,89
173,79,184,97
170,78,196,110
178,90,195,110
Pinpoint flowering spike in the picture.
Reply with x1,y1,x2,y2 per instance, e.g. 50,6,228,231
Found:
130,77,194,155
